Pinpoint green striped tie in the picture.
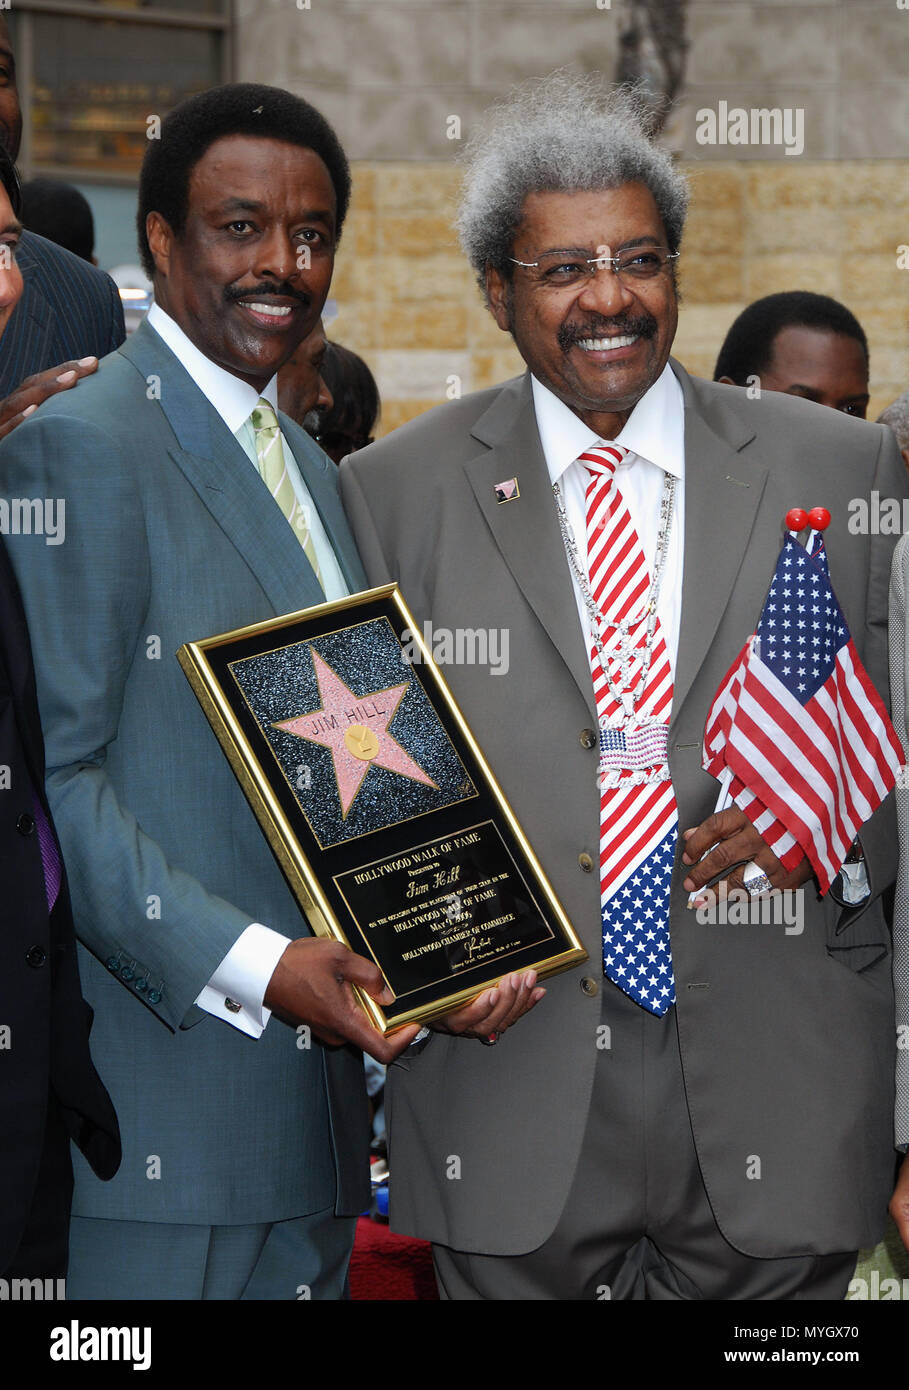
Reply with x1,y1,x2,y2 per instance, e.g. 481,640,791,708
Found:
251,398,323,588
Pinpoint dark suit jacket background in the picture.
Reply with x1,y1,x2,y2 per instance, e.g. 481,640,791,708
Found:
0,231,125,398
0,534,119,1273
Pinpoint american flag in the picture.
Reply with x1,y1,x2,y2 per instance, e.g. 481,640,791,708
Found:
702,530,902,893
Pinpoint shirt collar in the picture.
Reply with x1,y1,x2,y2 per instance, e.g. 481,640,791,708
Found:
531,362,685,485
146,302,279,434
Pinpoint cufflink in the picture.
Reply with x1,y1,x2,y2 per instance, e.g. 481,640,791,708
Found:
225,997,242,1013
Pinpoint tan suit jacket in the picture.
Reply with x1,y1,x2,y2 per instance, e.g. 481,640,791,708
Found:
342,361,905,1256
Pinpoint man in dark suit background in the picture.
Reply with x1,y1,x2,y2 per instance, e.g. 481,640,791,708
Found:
0,16,124,439
0,536,121,1282
0,139,119,1286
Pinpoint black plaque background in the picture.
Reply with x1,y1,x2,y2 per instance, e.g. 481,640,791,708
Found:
333,820,554,1000
196,591,579,1028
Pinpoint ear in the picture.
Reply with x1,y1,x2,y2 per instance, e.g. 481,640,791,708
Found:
485,265,512,334
717,374,736,386
145,211,174,279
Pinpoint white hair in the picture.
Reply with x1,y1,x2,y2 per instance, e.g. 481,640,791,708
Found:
878,390,909,451
456,71,689,289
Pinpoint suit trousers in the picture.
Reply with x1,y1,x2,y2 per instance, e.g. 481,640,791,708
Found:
3,1090,72,1279
66,1209,356,1300
432,984,856,1300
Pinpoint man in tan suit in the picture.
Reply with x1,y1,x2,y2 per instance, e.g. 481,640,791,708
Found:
341,74,908,1299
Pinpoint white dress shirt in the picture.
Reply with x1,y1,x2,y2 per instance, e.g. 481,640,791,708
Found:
147,303,348,603
532,362,685,671
146,303,348,1036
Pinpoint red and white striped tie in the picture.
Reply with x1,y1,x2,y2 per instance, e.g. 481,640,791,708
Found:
582,443,677,1015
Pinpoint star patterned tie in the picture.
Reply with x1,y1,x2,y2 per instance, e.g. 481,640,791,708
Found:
582,444,677,1016
251,398,324,589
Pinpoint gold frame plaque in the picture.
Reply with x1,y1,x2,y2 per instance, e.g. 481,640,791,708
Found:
178,585,586,1033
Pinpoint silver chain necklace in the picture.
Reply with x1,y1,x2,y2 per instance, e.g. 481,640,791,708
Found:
553,468,676,728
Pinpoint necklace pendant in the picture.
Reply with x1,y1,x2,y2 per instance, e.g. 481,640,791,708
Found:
620,690,635,718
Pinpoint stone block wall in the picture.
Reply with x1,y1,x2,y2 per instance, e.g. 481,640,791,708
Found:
236,0,909,432
331,158,909,435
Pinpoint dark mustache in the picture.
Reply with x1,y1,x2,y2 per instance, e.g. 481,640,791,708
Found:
225,283,310,306
557,313,657,353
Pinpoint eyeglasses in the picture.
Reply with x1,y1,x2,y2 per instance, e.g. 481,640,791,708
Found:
509,246,679,289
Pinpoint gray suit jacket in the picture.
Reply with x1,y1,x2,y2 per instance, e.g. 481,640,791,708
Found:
889,535,909,1151
341,361,906,1257
0,319,371,1225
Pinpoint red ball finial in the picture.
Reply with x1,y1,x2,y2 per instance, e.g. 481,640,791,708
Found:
785,508,808,531
807,507,831,531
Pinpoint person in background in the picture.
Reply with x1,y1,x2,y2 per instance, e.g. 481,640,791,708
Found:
0,144,20,332
20,177,96,264
0,139,120,1287
714,290,870,418
0,16,124,441
888,538,909,1258
316,340,380,464
277,316,333,433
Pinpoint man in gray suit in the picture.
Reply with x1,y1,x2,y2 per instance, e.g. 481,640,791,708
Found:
0,82,420,1300
888,537,909,1253
340,74,909,1299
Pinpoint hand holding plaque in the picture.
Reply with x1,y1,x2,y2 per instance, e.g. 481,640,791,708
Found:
263,936,420,1063
178,585,586,1035
433,970,545,1041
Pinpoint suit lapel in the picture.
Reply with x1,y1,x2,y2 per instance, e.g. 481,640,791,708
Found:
463,376,597,720
671,364,767,723
460,363,770,729
121,322,329,618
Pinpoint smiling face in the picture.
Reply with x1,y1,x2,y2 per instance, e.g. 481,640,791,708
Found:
146,135,336,391
486,182,678,439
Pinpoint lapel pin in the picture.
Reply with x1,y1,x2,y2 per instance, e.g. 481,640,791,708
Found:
494,478,520,504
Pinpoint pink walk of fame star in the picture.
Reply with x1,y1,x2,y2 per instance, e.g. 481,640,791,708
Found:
273,648,438,817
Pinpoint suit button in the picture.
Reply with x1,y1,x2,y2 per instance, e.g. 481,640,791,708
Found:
134,978,148,993
147,990,161,1004
121,966,134,982
579,975,599,996
16,812,35,836
579,728,597,750
578,852,594,872
26,945,47,968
